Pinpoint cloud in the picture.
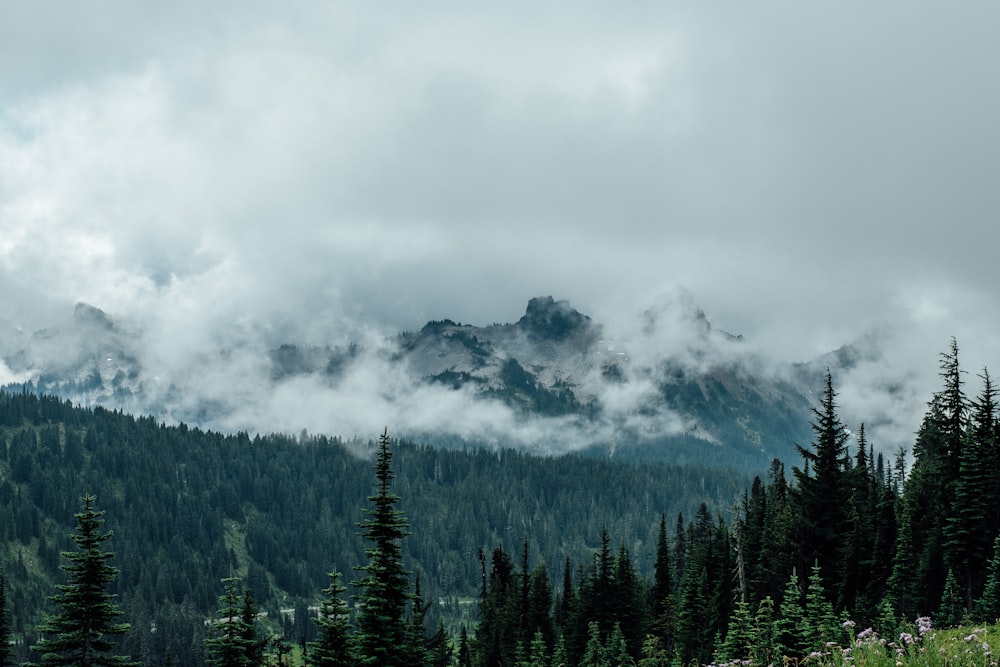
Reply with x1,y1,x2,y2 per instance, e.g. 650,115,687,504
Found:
2,1,1000,453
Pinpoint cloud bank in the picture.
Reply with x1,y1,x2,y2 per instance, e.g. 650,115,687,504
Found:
2,2,999,455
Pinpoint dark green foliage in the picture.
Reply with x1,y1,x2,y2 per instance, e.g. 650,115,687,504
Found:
29,493,137,667
790,370,852,591
205,578,255,667
0,572,10,667
944,368,999,609
353,429,417,667
977,535,1000,622
306,569,354,667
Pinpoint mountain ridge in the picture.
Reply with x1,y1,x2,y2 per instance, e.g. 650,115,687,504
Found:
1,293,875,469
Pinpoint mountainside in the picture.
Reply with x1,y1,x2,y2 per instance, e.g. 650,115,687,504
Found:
0,390,745,666
2,292,853,469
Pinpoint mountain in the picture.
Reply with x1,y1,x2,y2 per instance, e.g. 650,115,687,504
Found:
2,292,857,469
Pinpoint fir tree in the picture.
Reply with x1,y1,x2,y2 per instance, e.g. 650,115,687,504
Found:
205,578,254,667
718,598,754,662
944,368,998,610
802,562,840,650
307,568,353,667
791,371,851,594
905,339,968,612
774,568,806,659
354,429,415,667
938,569,963,627
29,492,137,667
457,626,472,667
0,572,10,667
580,620,606,667
976,534,1000,622
751,596,776,667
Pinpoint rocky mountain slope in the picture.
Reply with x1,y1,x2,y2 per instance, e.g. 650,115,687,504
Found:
2,293,852,469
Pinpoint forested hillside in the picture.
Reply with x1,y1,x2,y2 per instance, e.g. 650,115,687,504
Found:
3,339,1000,666
0,389,742,665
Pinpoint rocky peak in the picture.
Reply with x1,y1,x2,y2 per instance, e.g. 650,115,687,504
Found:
517,296,592,342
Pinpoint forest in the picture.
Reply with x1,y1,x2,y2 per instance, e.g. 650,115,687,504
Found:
2,339,1000,666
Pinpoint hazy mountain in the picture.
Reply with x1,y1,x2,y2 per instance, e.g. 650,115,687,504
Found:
1,292,889,469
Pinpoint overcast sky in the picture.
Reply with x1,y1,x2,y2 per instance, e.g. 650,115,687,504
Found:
2,2,1000,446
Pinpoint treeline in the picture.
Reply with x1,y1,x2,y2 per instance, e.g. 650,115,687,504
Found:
465,339,1000,665
5,338,1000,665
0,388,740,665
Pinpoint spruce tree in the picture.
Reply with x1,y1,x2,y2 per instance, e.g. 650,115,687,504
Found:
354,428,415,667
205,577,254,667
976,534,1000,622
790,371,851,594
774,568,806,659
905,339,967,612
0,572,10,667
307,568,353,667
944,368,998,610
30,492,137,667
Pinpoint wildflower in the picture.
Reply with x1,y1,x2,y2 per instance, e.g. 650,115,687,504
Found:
843,619,856,628
916,616,933,636
899,632,916,646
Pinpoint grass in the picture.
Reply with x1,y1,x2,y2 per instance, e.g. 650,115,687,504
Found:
713,619,1000,667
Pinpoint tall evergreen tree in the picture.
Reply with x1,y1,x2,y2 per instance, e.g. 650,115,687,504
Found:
975,534,1000,622
205,578,253,667
790,371,851,593
905,339,967,612
307,568,353,667
944,368,998,609
0,571,10,667
649,515,674,652
30,493,137,667
354,429,415,667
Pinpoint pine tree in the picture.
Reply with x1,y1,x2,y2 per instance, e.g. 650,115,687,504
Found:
905,339,968,612
976,535,1000,622
802,562,840,651
945,369,998,610
29,492,137,667
649,514,674,649
0,572,10,667
580,620,606,667
457,626,472,667
751,596,776,667
938,569,963,627
354,428,415,667
718,598,754,662
774,568,806,659
790,371,851,594
239,589,265,667
205,578,254,667
307,568,353,667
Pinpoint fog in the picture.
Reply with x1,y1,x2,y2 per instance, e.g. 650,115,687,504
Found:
2,2,999,455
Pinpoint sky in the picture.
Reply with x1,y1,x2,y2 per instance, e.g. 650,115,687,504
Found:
2,2,1000,452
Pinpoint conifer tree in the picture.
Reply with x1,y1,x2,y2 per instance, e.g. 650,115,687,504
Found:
905,340,968,612
205,577,254,667
354,428,416,667
937,569,963,627
30,492,137,667
751,596,776,667
0,571,10,667
802,562,840,650
791,371,851,593
457,626,472,667
774,568,806,659
976,535,1000,622
307,568,353,667
718,598,754,662
944,369,998,609
580,620,606,667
